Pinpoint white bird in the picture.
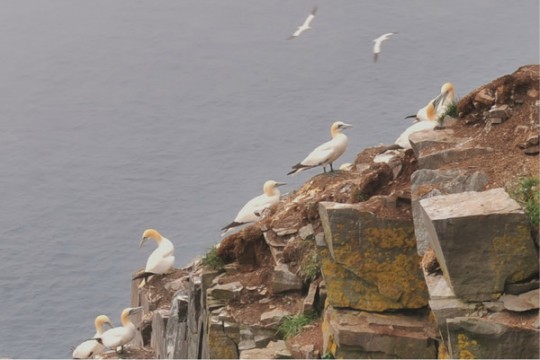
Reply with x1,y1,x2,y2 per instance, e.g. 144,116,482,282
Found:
99,307,142,353
288,6,317,40
72,315,113,359
405,82,455,121
373,32,397,62
132,229,175,287
395,101,438,148
288,121,352,175
221,180,287,232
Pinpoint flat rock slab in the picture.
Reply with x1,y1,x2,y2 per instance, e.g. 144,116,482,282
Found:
319,199,428,311
271,263,303,294
500,289,540,312
409,128,464,158
420,188,539,301
322,305,437,359
240,340,292,359
417,146,494,170
411,168,488,255
446,317,539,359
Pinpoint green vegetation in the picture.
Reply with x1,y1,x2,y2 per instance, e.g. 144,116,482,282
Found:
437,101,459,123
299,247,321,282
201,246,225,270
321,351,335,359
511,176,540,229
278,313,316,340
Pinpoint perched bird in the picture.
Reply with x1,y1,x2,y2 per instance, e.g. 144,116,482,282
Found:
72,315,113,359
288,121,352,175
405,82,455,121
132,229,175,287
288,6,317,39
373,32,397,62
221,180,287,232
99,307,142,353
395,101,438,148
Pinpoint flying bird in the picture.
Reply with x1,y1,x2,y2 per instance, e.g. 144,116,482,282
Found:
221,180,286,232
405,82,455,121
132,229,175,287
72,315,113,359
288,121,352,175
373,32,397,62
98,307,142,354
288,6,318,39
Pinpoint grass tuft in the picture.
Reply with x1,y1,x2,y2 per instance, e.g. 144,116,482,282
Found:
201,246,225,270
437,101,459,123
299,247,321,282
511,177,540,229
278,313,316,340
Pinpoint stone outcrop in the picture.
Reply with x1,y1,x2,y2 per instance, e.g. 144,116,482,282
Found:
98,65,539,359
420,188,538,301
319,197,428,312
322,305,437,359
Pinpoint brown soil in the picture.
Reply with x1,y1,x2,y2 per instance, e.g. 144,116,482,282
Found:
286,320,324,358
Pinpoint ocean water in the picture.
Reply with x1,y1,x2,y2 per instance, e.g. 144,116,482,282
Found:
0,0,537,357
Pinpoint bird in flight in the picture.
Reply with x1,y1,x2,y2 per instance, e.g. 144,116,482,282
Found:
373,32,397,62
288,6,318,40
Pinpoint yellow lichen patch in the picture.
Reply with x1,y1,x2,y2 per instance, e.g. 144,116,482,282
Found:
365,225,416,249
457,333,478,359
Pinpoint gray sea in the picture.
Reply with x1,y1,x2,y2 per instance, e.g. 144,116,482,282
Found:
0,0,537,357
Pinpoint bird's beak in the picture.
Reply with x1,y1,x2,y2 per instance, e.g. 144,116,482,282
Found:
139,237,148,248
106,321,114,329
405,114,417,119
342,123,353,128
275,182,287,187
129,307,143,315
432,92,448,108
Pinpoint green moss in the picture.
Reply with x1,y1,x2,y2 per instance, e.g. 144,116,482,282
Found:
511,177,540,229
201,246,225,270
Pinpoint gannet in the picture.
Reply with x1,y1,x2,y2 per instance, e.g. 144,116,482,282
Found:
405,82,455,121
373,32,397,62
288,6,317,40
99,307,142,353
132,229,175,287
221,180,286,232
72,315,113,359
395,101,438,148
288,121,352,175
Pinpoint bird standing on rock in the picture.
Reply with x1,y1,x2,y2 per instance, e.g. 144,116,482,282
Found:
132,228,175,287
72,315,113,359
288,121,352,175
98,307,142,354
221,180,287,232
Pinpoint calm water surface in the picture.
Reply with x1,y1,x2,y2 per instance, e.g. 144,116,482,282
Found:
0,1,537,357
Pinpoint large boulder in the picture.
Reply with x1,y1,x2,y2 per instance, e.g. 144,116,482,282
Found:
319,197,428,311
411,168,488,255
420,188,539,301
322,305,438,359
446,317,539,359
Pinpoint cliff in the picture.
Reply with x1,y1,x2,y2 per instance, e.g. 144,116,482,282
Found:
101,64,539,359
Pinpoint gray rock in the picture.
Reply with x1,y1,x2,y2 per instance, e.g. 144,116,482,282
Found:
207,281,243,301
474,88,496,106
150,309,169,359
260,309,292,328
299,224,314,240
505,278,540,295
323,305,437,359
420,188,539,301
500,289,540,312
417,146,494,170
302,281,319,315
240,340,291,359
373,149,404,179
488,104,511,123
314,232,326,247
411,168,488,255
408,128,462,158
271,263,303,293
446,317,539,359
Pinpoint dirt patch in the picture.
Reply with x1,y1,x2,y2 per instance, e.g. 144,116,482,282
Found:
286,320,324,358
228,292,304,327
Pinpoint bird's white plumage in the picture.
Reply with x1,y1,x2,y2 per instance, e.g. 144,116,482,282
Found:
373,32,397,62
394,120,438,148
288,121,352,175
141,229,175,276
222,180,286,231
100,308,141,351
72,315,113,359
407,82,455,121
288,6,317,39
